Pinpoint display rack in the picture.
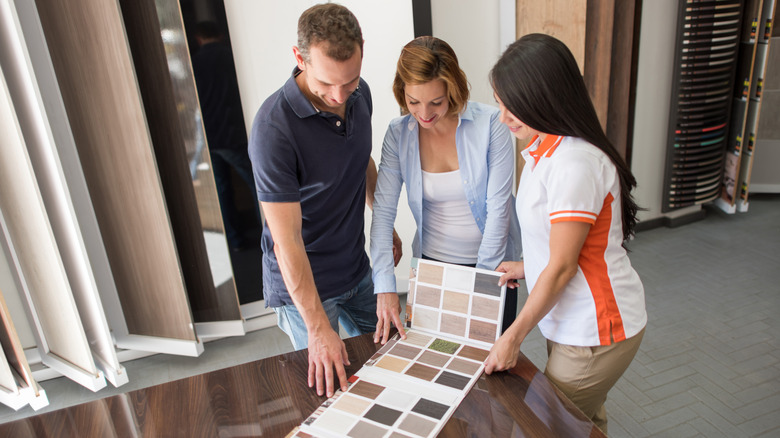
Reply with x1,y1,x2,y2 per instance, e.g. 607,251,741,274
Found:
663,0,744,212
715,0,776,213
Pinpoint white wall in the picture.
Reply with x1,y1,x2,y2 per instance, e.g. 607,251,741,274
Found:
431,0,503,108
631,0,704,221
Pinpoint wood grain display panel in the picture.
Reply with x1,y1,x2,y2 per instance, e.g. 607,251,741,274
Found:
516,0,641,162
663,1,744,212
4,0,127,387
0,288,34,396
116,0,241,324
516,0,587,71
33,0,197,341
0,65,101,387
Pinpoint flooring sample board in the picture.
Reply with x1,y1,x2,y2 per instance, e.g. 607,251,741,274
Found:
0,287,47,411
0,60,104,392
117,0,243,331
33,0,201,353
293,259,506,438
4,0,127,387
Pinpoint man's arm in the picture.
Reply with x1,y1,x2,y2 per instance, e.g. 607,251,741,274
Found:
260,201,349,397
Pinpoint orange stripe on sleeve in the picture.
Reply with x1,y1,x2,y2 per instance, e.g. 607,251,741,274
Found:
551,216,596,225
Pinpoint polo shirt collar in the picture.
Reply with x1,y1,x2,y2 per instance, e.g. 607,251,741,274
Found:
284,67,317,118
284,66,362,119
524,134,564,166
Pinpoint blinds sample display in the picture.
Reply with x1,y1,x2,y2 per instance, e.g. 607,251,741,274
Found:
662,1,744,212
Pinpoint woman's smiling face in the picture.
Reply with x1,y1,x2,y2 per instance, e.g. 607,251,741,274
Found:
405,79,450,129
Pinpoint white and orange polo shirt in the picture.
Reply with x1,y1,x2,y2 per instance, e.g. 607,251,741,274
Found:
517,134,647,347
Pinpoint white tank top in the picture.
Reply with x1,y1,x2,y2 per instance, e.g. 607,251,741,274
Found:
421,169,482,264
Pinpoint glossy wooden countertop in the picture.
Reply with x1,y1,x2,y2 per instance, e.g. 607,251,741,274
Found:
0,334,605,437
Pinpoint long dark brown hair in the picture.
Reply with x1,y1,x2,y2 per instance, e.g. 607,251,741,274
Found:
490,33,640,240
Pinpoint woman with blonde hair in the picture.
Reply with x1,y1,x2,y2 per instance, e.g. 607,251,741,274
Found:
371,36,520,342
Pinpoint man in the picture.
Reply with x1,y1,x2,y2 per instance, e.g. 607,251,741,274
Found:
248,3,402,398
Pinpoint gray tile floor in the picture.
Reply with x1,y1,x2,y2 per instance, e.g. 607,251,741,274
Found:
1,195,779,437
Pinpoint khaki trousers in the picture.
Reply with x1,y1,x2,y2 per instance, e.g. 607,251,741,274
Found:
544,328,645,435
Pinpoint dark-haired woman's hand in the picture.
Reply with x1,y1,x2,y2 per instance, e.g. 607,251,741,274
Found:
496,261,525,289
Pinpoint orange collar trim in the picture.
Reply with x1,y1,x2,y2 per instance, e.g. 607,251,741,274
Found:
527,135,564,166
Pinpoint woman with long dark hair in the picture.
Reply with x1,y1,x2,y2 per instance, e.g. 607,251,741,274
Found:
484,33,647,434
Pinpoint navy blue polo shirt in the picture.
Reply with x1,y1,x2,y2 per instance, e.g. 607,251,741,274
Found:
248,67,372,307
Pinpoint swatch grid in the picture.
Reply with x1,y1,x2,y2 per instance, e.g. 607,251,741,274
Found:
293,259,505,437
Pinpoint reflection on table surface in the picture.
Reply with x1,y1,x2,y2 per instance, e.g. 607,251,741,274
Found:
0,333,604,437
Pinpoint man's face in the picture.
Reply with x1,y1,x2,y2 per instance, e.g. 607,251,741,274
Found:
295,43,362,112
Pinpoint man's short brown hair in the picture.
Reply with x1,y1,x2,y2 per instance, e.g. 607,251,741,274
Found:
297,3,363,62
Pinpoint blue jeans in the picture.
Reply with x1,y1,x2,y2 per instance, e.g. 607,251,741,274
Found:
273,270,377,350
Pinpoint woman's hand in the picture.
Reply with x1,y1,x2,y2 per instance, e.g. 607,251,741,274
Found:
496,261,525,289
484,329,522,374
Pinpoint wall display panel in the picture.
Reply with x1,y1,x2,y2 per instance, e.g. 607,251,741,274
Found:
32,0,201,353
717,0,765,210
0,289,45,411
732,0,776,210
2,0,128,387
515,0,641,163
0,61,105,392
751,28,780,192
662,0,744,212
116,0,243,334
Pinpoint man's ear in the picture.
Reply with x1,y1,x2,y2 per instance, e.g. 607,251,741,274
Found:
293,46,306,70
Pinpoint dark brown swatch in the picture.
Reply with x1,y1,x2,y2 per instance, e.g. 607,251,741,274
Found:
364,404,402,426
405,363,439,381
349,380,384,399
457,345,490,362
411,398,450,420
435,371,471,390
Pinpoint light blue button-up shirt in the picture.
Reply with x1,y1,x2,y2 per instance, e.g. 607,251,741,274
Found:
370,101,520,293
